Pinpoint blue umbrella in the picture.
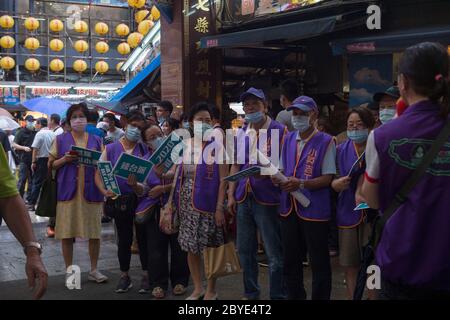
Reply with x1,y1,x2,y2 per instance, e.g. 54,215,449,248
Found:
20,97,70,116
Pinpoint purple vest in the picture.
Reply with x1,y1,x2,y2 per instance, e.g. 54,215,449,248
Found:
105,140,148,195
56,132,103,203
374,100,450,291
174,141,221,214
279,130,333,221
336,139,364,228
136,169,163,216
235,119,286,205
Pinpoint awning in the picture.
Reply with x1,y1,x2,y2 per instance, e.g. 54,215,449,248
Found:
109,54,161,103
330,25,450,55
200,15,338,49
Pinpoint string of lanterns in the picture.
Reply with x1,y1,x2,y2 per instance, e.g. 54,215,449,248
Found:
0,4,160,74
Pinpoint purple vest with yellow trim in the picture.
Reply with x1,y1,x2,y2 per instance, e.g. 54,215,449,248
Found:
336,139,364,227
56,132,103,202
105,140,148,195
235,119,286,205
374,100,450,291
174,141,221,214
279,130,333,220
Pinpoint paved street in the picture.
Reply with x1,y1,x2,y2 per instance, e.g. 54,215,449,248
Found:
0,212,348,300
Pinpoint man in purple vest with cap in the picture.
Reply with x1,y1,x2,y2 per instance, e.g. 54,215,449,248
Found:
275,95,336,300
227,87,287,300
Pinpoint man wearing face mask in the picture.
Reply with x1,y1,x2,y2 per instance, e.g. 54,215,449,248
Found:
95,110,149,294
373,86,400,125
227,87,287,300
13,115,37,203
275,96,336,300
156,100,174,127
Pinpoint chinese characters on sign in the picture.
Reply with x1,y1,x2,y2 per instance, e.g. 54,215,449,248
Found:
194,17,209,33
71,146,102,167
97,161,121,196
112,153,153,183
148,132,185,172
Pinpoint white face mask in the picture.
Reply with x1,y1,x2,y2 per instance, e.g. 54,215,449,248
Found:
291,115,311,133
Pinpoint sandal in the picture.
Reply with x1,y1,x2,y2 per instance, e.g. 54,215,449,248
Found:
173,284,187,296
152,287,165,299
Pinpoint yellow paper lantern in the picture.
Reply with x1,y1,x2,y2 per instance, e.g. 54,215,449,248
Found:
95,41,109,54
24,37,40,51
115,23,130,37
24,17,40,31
49,19,64,32
0,15,15,29
116,62,124,72
95,22,109,36
0,36,15,49
95,61,109,74
74,40,89,53
73,59,88,73
50,58,64,72
128,0,146,9
151,6,160,21
74,20,88,33
127,32,143,48
135,10,151,23
25,58,40,72
49,38,64,52
138,20,154,35
0,56,15,70
117,42,131,55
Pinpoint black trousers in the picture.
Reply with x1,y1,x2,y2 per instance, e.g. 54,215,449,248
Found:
17,161,33,201
29,158,48,205
138,208,190,291
114,213,147,272
280,213,332,300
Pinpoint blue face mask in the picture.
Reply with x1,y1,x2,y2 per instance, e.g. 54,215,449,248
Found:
26,121,35,130
347,129,369,143
125,125,141,142
379,109,396,124
182,122,190,130
193,122,212,136
245,111,264,124
291,115,311,133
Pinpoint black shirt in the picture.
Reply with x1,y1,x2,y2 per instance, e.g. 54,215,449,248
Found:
0,129,11,154
13,127,36,163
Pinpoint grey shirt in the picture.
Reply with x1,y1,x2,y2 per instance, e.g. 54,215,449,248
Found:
276,109,295,131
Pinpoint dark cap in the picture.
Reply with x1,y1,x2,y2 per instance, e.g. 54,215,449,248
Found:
24,115,35,122
373,86,400,102
240,87,266,102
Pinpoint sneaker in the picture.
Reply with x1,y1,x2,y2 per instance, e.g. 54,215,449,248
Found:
46,227,55,238
115,276,132,293
139,275,150,294
88,270,108,283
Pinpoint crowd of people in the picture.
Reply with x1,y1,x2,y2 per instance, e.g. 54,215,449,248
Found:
0,41,448,300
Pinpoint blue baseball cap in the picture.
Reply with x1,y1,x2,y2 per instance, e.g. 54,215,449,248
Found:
287,96,318,113
240,87,266,102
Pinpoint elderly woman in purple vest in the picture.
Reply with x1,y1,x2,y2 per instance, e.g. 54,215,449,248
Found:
48,103,108,286
331,106,376,300
171,102,229,300
273,95,337,300
360,42,450,300
227,88,287,300
127,124,190,299
94,110,149,294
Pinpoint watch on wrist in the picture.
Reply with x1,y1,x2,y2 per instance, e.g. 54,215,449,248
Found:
299,179,305,190
23,242,43,255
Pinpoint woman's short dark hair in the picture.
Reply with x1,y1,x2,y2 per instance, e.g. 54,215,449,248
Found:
188,102,211,122
399,42,449,117
280,79,300,102
140,123,162,142
163,118,180,130
125,110,145,123
66,103,89,123
347,106,375,129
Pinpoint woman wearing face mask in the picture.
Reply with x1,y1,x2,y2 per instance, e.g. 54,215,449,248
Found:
361,42,450,299
161,118,180,137
95,110,149,294
173,102,229,300
331,106,375,300
49,103,108,287
126,124,190,299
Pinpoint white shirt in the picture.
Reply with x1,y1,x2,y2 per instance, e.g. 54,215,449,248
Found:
364,130,380,183
53,126,64,136
107,127,125,142
32,128,56,158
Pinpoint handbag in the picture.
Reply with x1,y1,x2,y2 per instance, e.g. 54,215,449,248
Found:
159,165,181,235
104,193,138,219
203,228,242,280
35,169,57,218
353,119,450,300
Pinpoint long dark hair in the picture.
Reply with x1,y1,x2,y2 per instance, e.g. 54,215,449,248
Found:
398,42,449,118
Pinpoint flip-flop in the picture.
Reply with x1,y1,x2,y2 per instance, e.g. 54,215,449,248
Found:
173,284,186,296
152,287,165,299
